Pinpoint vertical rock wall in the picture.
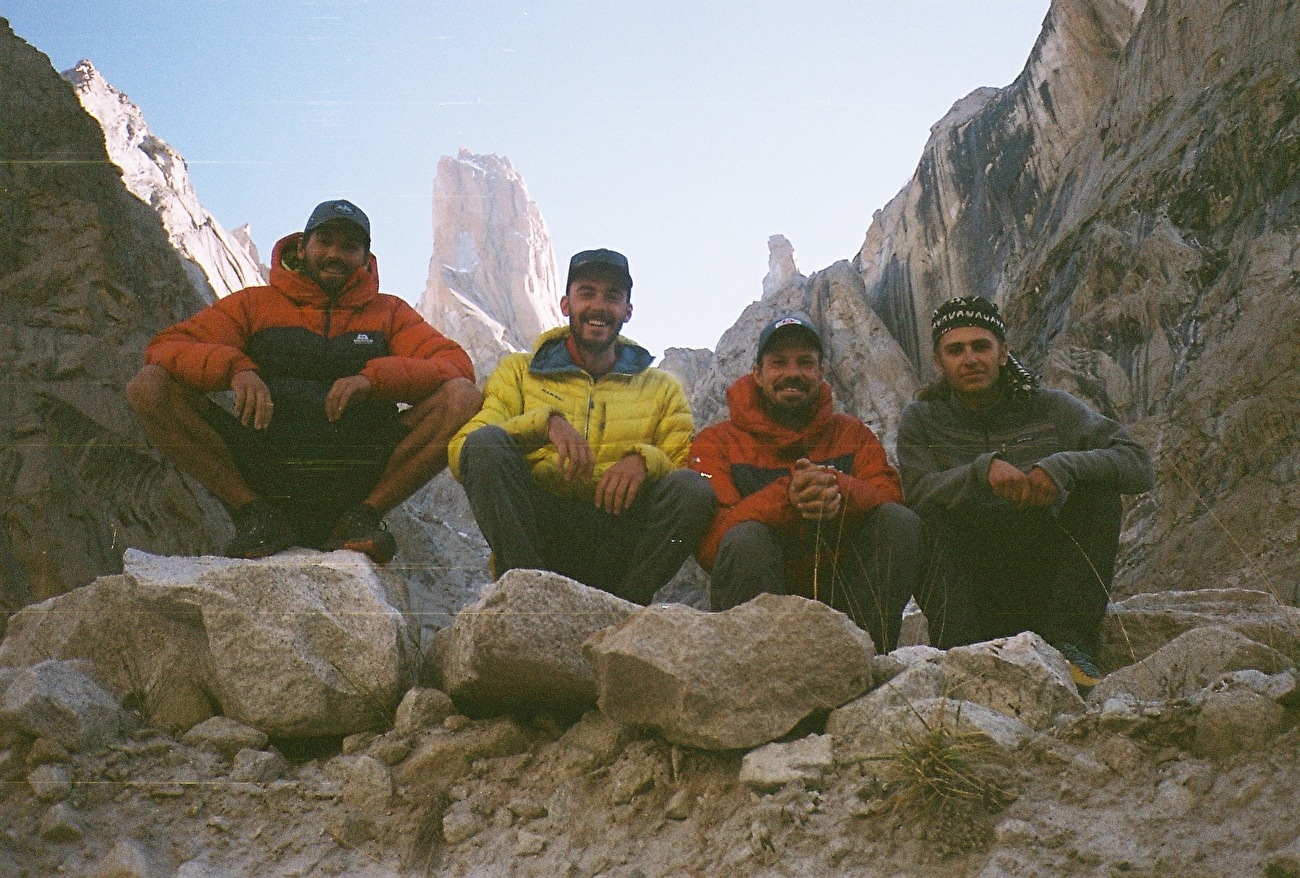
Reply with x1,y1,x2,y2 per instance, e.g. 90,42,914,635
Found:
0,20,226,631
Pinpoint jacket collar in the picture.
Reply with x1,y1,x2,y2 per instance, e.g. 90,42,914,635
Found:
726,373,835,453
269,232,380,308
529,326,654,377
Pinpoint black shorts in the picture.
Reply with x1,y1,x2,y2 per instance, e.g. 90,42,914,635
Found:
202,378,407,543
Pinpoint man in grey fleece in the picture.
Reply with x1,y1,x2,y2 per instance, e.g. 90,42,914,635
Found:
896,297,1154,685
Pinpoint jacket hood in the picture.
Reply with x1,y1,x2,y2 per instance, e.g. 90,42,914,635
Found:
270,232,380,308
726,373,836,454
530,325,654,376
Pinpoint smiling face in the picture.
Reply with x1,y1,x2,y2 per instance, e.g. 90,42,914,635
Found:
561,267,633,355
753,331,824,422
933,325,1008,406
299,221,368,296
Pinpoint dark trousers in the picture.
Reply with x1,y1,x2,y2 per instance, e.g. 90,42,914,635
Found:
458,425,717,605
709,504,979,654
933,487,1122,657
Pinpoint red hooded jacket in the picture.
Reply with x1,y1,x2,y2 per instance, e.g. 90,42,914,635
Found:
690,374,903,586
145,233,473,399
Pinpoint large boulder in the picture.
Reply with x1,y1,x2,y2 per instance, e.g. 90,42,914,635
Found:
941,632,1086,730
584,594,875,750
1089,626,1294,704
1100,589,1300,671
829,695,1033,764
0,550,416,737
435,569,639,715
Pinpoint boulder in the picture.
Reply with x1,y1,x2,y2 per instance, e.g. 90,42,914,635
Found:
739,734,834,790
229,748,286,784
831,697,1033,764
584,594,874,750
0,660,128,751
1100,589,1300,671
398,717,534,789
1193,689,1287,760
393,687,457,736
180,716,268,759
436,569,638,715
941,633,1085,729
0,550,415,737
1089,626,1294,704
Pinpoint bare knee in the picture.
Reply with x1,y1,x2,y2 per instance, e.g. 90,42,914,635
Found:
126,364,182,417
406,377,483,431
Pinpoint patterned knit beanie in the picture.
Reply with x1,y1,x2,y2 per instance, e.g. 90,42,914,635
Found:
930,296,1038,397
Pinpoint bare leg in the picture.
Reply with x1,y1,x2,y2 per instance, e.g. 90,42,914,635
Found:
361,377,482,515
126,364,256,508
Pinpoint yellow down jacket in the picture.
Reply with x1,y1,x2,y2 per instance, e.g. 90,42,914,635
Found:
449,327,694,502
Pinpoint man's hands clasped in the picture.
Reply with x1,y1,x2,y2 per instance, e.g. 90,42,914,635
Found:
987,458,1058,507
788,457,842,520
548,413,646,515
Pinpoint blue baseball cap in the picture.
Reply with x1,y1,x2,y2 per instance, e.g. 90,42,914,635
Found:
566,248,633,291
756,311,823,362
304,199,370,245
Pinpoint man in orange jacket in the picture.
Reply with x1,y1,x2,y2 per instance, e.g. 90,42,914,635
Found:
690,313,974,652
127,200,481,563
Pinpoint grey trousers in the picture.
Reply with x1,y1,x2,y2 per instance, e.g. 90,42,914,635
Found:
458,425,717,605
710,503,978,653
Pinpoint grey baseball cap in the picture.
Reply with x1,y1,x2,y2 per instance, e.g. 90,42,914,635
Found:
756,311,823,362
304,199,370,244
566,248,633,291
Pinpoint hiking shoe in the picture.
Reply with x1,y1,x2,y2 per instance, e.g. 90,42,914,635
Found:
227,499,298,559
1055,642,1103,688
325,503,397,564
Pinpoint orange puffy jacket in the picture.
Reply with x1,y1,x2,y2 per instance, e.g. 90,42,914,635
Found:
145,234,473,400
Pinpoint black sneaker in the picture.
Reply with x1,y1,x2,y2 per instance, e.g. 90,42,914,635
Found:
1055,642,1103,689
325,503,397,564
226,499,298,559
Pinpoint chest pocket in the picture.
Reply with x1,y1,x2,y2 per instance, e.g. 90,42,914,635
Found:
990,420,1061,470
247,327,390,384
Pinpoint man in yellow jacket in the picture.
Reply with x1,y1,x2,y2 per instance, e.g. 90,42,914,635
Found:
451,249,715,604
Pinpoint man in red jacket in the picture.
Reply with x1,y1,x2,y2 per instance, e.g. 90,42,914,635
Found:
127,200,481,563
690,313,971,652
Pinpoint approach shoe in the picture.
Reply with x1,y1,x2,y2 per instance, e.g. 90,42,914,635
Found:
326,502,397,565
1054,642,1103,689
226,499,298,559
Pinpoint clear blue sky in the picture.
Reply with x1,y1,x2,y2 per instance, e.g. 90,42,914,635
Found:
9,1,1049,357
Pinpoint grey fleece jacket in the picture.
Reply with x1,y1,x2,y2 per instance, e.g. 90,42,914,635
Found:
896,386,1154,518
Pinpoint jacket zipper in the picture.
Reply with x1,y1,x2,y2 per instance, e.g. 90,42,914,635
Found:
322,302,333,339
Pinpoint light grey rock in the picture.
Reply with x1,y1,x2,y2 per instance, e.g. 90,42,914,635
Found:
417,149,564,379
393,686,457,736
398,717,533,789
89,838,164,878
442,800,481,845
1193,689,1287,760
514,828,547,856
38,802,83,843
1204,669,1299,705
181,716,268,758
342,755,394,811
438,569,638,714
585,594,874,750
871,645,944,684
366,732,414,766
28,762,73,802
0,660,127,751
1101,589,1300,671
833,696,1032,764
942,633,1086,729
739,734,834,790
1089,626,1294,704
827,662,949,746
229,748,286,783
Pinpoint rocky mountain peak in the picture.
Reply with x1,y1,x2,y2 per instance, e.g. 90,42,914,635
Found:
762,234,804,299
61,59,264,301
418,149,564,378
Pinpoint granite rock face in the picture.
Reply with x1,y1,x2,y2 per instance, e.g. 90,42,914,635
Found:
841,0,1299,597
0,24,227,631
61,60,264,302
418,149,564,379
